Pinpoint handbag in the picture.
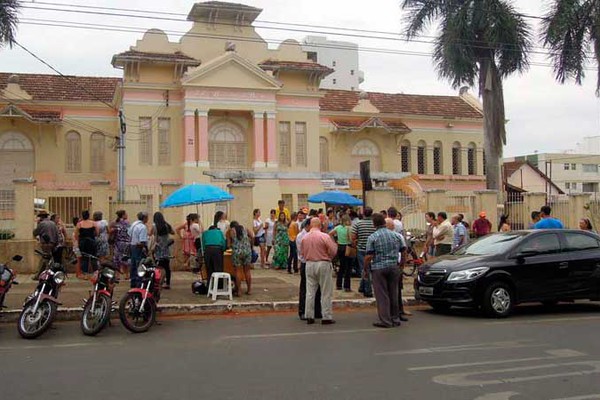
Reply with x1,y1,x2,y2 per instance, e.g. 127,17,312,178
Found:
345,245,357,258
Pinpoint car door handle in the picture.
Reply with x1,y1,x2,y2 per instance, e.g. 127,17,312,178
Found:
558,262,569,269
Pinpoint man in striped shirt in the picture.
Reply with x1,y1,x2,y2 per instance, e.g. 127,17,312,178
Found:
351,207,376,297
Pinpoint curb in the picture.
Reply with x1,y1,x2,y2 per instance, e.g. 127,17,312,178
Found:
0,298,424,323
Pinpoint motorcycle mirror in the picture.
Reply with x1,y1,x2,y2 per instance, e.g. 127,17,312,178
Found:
12,255,23,262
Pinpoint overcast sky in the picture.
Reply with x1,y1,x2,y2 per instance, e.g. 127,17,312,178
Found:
1,0,598,157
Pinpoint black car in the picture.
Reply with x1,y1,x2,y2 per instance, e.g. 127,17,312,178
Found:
416,229,600,317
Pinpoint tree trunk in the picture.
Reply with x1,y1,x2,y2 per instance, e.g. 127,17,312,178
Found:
480,59,506,192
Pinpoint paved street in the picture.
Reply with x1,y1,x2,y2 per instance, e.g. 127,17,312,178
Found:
1,303,600,400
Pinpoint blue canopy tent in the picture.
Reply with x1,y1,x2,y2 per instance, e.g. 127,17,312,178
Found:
307,190,363,206
160,183,234,208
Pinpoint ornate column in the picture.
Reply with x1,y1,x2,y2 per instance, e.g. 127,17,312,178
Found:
197,110,209,168
410,145,419,175
476,148,484,176
253,111,266,169
461,147,470,176
426,145,434,175
265,111,278,168
183,110,196,166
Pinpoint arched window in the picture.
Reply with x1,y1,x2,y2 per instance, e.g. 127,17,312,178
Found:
319,137,329,172
0,132,34,186
433,141,443,175
417,140,427,175
352,139,380,171
65,131,81,173
90,132,105,173
452,141,462,175
467,142,477,175
209,121,247,169
400,140,410,173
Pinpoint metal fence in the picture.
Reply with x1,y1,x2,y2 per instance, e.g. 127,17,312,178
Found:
46,196,92,226
498,192,527,230
0,188,15,235
393,189,426,234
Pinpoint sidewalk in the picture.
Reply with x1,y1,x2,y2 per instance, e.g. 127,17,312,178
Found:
0,268,419,321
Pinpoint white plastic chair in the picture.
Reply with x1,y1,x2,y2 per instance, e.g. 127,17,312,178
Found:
207,272,233,301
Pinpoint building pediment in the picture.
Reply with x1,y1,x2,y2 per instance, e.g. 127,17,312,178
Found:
182,51,281,91
0,104,61,123
330,117,411,134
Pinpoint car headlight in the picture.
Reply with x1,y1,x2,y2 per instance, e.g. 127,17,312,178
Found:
447,267,489,282
137,265,147,278
54,271,66,285
102,268,115,279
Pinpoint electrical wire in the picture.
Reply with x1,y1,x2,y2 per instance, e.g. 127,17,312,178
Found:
15,18,591,71
17,3,569,56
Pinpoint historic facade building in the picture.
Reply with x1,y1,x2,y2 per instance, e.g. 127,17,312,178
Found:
0,1,485,222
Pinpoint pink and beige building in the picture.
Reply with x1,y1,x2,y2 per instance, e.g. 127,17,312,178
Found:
0,1,485,225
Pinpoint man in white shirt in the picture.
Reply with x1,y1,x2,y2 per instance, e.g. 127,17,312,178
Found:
129,211,149,288
387,207,404,237
433,212,453,256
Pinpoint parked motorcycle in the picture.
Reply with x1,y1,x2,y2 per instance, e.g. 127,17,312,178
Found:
80,253,119,336
18,250,66,339
118,257,164,333
0,255,22,315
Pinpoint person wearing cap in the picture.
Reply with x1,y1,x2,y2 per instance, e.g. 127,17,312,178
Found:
32,210,60,279
472,211,492,238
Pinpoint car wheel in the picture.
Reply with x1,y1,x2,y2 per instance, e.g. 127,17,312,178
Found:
482,281,513,318
428,302,451,313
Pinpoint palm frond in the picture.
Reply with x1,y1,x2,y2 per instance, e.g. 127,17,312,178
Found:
484,0,532,77
401,0,443,38
0,0,20,48
543,0,591,86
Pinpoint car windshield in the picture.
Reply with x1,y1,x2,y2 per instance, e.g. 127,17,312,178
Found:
453,233,524,256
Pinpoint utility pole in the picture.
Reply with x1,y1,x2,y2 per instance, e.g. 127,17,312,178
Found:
118,109,126,202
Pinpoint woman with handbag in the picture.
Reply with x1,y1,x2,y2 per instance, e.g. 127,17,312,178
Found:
329,215,354,292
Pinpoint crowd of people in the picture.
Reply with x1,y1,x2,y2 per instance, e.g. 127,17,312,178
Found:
31,199,596,328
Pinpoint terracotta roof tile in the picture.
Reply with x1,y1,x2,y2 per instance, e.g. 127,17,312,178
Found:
259,60,334,75
112,50,200,66
0,73,120,103
320,89,483,119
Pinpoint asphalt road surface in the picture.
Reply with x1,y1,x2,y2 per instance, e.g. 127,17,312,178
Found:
2,304,600,400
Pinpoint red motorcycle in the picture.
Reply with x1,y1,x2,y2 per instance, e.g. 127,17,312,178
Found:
80,253,119,336
118,257,164,333
0,255,22,315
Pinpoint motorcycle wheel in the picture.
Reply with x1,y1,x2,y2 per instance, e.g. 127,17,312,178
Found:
118,292,156,333
18,299,57,339
81,294,111,336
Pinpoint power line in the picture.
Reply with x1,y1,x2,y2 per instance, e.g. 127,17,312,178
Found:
16,17,595,72
13,40,120,112
18,3,561,55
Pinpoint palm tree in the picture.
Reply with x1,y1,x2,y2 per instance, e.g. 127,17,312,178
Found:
543,0,600,95
401,0,531,191
0,0,20,48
